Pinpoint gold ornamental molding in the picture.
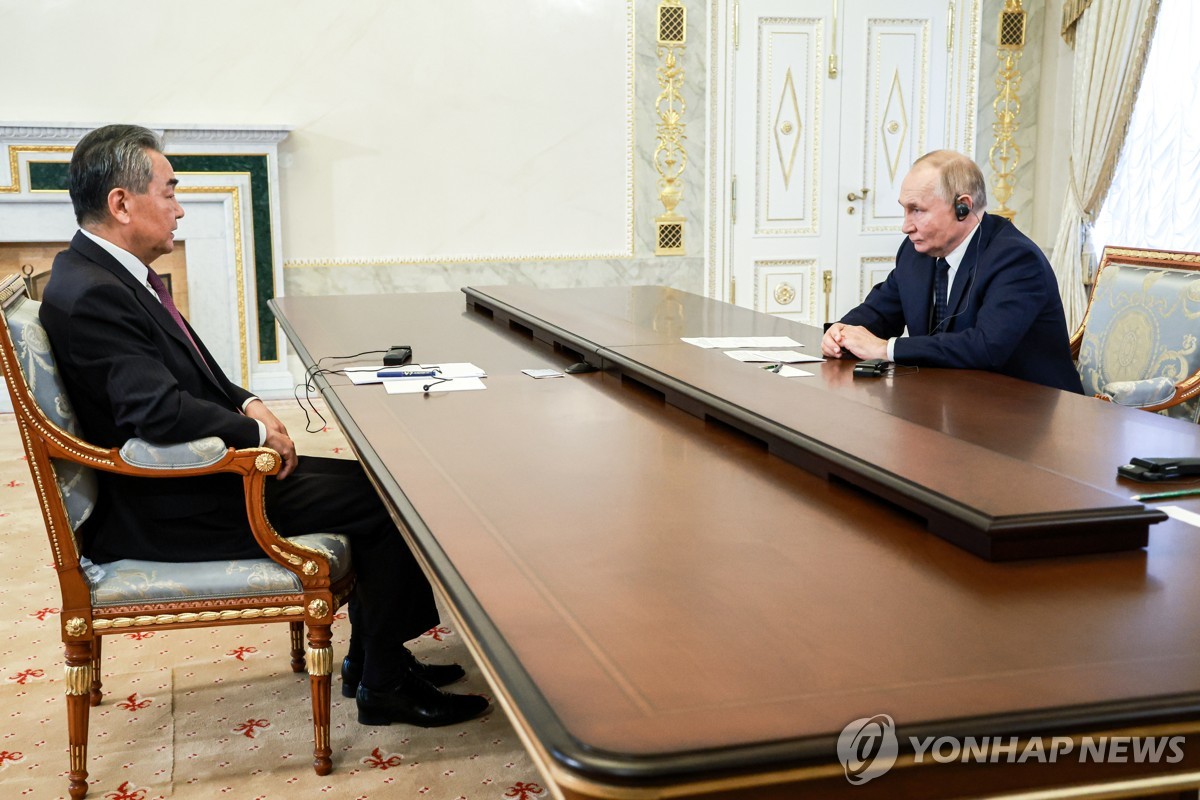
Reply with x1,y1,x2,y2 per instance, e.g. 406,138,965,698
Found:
774,68,802,189
64,664,93,696
882,69,911,182
1105,248,1200,264
989,0,1027,221
306,645,333,676
271,544,303,566
92,605,305,630
654,0,688,256
254,451,277,473
1,144,74,193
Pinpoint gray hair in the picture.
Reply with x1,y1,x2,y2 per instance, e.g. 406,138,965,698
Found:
913,150,988,212
69,125,163,226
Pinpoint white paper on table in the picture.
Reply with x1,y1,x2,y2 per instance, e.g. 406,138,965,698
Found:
343,365,387,385
1159,505,1200,528
681,336,802,349
420,363,487,379
725,350,824,364
775,365,814,377
384,377,487,395
347,363,487,385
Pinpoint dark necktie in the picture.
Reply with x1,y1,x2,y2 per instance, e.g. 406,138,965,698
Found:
146,268,212,374
932,257,950,333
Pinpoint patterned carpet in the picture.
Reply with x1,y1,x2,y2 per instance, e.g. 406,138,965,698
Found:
0,401,546,800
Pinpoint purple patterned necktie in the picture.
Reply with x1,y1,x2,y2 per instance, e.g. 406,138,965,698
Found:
931,257,950,333
146,268,211,374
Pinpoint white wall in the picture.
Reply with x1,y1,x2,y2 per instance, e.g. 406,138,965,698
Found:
2,0,1075,290
1,1,636,266
4,1,709,296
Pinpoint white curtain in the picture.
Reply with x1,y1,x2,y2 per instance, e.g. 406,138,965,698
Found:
1050,0,1160,330
1091,1,1200,256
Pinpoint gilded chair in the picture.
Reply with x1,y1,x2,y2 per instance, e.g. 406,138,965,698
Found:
0,274,354,799
1071,246,1200,420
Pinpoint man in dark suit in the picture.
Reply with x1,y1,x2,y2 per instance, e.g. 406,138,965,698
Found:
822,150,1083,393
40,124,488,728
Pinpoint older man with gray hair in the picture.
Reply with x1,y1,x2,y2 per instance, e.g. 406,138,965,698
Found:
39,124,490,731
822,150,1082,393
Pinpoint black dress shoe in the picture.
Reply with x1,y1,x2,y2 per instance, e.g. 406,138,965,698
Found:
340,652,466,698
356,672,490,727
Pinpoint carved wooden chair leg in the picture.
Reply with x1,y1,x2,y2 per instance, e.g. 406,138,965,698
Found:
65,640,93,799
306,622,334,776
289,621,305,673
89,635,103,707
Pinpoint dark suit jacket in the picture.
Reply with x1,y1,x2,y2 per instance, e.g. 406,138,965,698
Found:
840,213,1084,393
40,232,264,561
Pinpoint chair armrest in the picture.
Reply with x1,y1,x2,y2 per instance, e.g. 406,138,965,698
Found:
107,443,328,584
118,437,229,470
111,443,327,583
1101,376,1180,409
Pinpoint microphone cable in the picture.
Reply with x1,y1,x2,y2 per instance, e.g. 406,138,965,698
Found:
295,349,388,432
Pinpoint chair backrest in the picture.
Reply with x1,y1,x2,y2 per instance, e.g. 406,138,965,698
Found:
0,274,97,558
1075,247,1200,421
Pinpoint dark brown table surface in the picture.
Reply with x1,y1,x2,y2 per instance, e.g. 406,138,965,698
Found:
464,285,1172,561
271,288,1200,799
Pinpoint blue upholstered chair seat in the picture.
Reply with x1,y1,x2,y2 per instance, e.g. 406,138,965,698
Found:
88,532,352,607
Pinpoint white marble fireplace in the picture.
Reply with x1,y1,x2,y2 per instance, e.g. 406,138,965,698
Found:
0,123,294,411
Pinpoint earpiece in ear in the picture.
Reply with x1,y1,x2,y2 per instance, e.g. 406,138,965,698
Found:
954,196,970,221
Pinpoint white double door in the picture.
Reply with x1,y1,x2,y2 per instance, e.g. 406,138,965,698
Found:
722,0,978,324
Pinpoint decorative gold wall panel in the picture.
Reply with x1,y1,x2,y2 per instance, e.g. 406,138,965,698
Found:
654,0,689,256
989,0,1027,220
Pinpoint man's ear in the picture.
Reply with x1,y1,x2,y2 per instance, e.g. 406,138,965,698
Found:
106,187,131,223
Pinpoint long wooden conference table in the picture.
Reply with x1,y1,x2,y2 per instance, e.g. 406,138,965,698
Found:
271,286,1200,799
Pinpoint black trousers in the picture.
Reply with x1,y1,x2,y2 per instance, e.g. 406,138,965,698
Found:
89,456,439,675
263,456,440,652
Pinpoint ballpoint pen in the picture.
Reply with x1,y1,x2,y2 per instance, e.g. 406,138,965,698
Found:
1132,487,1200,502
377,368,440,378
761,362,782,373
